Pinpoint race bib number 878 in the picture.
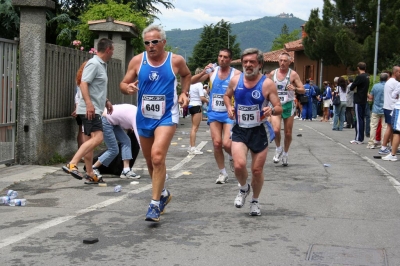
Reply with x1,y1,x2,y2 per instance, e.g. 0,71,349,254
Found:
211,94,226,112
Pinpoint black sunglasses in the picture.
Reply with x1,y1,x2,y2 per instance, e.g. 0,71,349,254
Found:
144,39,163,46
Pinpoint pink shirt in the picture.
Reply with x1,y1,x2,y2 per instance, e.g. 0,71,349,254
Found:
102,104,140,147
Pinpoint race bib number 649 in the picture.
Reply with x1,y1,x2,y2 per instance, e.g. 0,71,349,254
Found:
141,94,166,119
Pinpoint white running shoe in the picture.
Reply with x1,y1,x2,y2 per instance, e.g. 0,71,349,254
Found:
234,184,250,208
120,170,141,179
366,144,377,149
273,149,283,163
249,201,261,216
282,154,288,166
189,148,203,155
382,154,398,161
93,168,102,178
215,173,228,184
350,140,363,144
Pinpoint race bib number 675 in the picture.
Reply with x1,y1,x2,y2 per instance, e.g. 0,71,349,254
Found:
237,104,260,128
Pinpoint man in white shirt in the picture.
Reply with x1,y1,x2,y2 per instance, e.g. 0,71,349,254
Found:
379,66,400,154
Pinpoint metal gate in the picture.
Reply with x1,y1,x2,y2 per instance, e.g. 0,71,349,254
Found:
0,38,18,164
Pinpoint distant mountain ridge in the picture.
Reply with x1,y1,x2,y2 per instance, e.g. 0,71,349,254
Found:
166,16,306,59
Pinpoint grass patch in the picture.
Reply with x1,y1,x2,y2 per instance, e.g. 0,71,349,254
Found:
46,153,67,165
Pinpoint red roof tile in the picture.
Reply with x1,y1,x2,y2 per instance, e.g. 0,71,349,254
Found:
263,48,294,62
88,19,135,28
284,39,303,51
231,48,294,64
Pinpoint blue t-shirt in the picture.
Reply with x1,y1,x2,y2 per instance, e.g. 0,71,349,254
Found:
323,86,332,100
304,84,316,99
370,81,385,114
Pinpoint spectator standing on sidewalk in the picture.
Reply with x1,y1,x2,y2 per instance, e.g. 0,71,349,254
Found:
379,66,400,155
366,73,388,149
345,77,355,128
382,84,400,161
349,62,370,145
62,38,114,184
321,81,332,122
301,79,315,121
332,77,347,131
71,61,87,150
310,79,320,119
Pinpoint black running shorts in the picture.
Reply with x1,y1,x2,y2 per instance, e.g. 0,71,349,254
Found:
232,124,268,153
189,106,202,115
75,115,82,126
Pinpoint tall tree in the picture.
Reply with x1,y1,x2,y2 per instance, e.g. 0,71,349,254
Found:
0,0,19,39
54,0,173,19
0,0,174,44
303,0,400,71
76,0,149,54
270,23,301,51
188,20,241,73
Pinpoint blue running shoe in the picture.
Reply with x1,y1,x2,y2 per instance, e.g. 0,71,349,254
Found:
159,190,172,214
145,204,160,222
378,147,390,155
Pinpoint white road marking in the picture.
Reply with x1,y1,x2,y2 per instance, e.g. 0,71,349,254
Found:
0,141,208,249
170,141,207,171
0,184,152,249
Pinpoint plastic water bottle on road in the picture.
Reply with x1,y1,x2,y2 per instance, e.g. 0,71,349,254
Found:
1,196,11,205
114,185,121,193
7,190,18,199
9,199,26,206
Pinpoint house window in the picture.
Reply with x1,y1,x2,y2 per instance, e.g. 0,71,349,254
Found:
304,65,314,81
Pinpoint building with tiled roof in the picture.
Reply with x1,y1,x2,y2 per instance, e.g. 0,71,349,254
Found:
231,24,353,87
284,39,303,51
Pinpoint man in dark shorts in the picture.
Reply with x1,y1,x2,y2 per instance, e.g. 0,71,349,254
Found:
224,48,282,216
62,38,114,184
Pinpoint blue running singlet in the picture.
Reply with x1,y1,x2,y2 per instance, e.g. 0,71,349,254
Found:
207,66,235,124
234,74,268,128
136,52,179,133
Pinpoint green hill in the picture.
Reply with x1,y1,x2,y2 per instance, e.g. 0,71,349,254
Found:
166,16,306,59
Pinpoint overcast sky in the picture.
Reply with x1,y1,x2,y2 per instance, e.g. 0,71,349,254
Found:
154,0,324,31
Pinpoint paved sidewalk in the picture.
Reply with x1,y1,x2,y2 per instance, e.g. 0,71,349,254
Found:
0,164,59,194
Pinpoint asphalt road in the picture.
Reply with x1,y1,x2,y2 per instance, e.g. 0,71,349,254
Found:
0,117,399,266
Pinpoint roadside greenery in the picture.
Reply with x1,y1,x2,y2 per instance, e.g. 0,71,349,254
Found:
75,0,150,54
270,24,301,51
303,0,400,72
0,0,174,51
187,20,241,73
